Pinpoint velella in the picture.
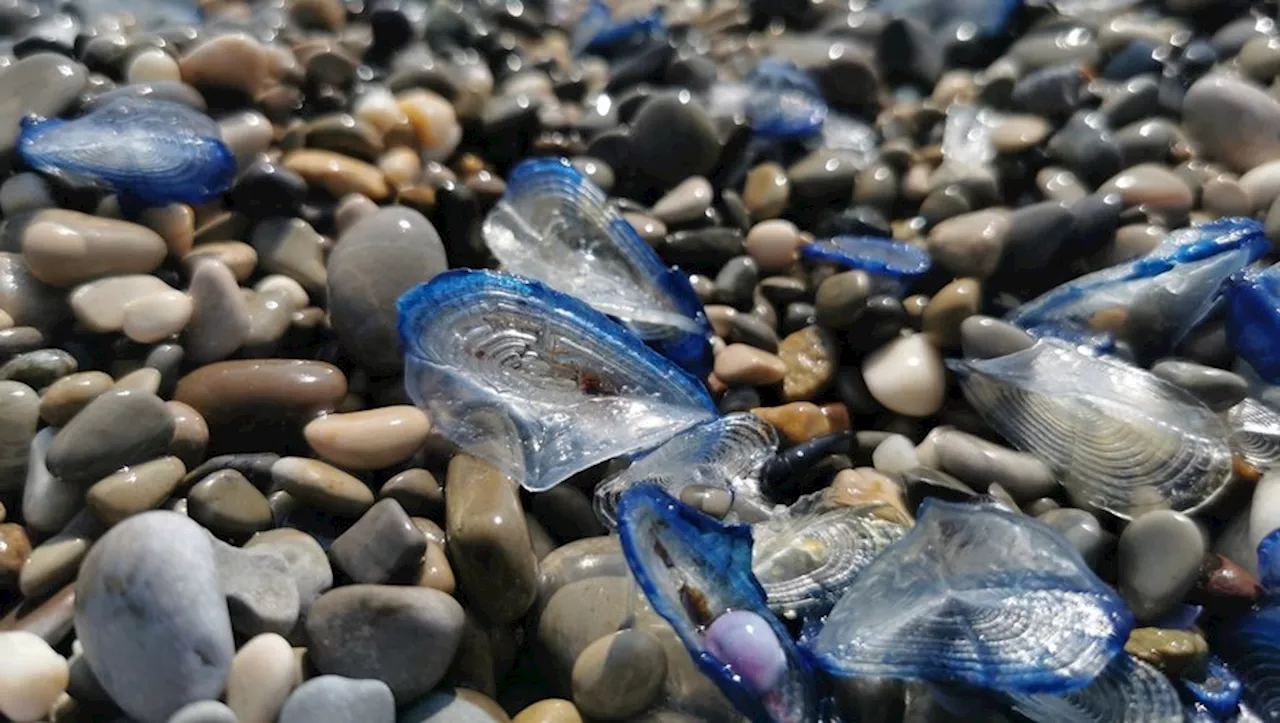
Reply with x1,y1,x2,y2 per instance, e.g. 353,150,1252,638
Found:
481,157,713,377
743,59,828,140
1007,655,1183,723
18,96,236,206
396,269,717,492
1227,397,1280,472
1227,261,1280,385
593,412,779,528
1212,599,1280,720
949,339,1234,518
808,500,1132,693
616,484,821,723
1009,218,1268,362
799,236,932,287
877,0,1023,37
1180,656,1243,721
751,501,909,620
571,0,664,56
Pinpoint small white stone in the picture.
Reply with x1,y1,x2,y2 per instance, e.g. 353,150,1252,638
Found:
0,631,69,722
121,289,194,344
225,632,298,723
871,434,919,476
126,47,181,84
254,275,309,312
861,333,946,417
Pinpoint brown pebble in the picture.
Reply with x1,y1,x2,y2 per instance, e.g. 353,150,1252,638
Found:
829,468,911,522
173,359,347,425
742,162,790,219
164,400,209,469
139,204,195,257
713,344,787,386
416,542,456,595
752,402,835,443
303,406,431,470
1098,164,1195,226
283,150,390,201
778,326,838,402
922,278,982,349
744,220,800,273
1124,627,1209,679
178,33,271,95
0,522,31,589
380,468,444,519
17,210,167,287
85,456,186,526
39,371,112,426
927,209,1011,280
271,457,374,517
513,699,584,723
183,241,258,282
113,367,161,394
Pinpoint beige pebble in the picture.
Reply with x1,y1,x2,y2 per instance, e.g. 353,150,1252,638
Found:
862,333,946,417
744,219,800,272
85,456,186,526
416,541,456,595
991,114,1050,154
571,630,665,720
0,310,11,330
125,47,180,85
139,204,196,257
922,278,982,349
927,209,1011,280
304,406,431,470
69,275,173,333
398,90,461,162
379,147,422,187
513,699,584,723
113,368,161,395
183,241,258,282
165,400,208,469
226,633,298,723
713,344,787,386
18,210,167,287
0,631,68,722
39,371,113,426
254,275,309,311
185,260,251,364
829,468,910,522
120,290,193,344
271,457,374,517
179,33,271,95
1098,163,1195,226
1201,177,1254,217
353,86,410,137
742,162,789,219
284,149,390,201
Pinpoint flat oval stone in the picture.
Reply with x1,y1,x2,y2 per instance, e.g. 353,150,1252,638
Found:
69,274,174,336
173,359,347,425
185,259,250,364
1150,360,1248,412
178,34,271,96
446,454,538,624
959,315,1035,359
0,630,68,722
714,344,786,386
571,629,666,720
13,210,166,287
46,389,173,486
39,371,112,426
225,633,296,723
0,348,75,389
277,675,395,723
0,53,87,167
862,334,945,417
18,510,98,599
188,469,272,543
1097,163,1194,225
0,380,37,499
1037,508,1109,569
74,511,234,723
183,242,258,282
86,456,186,526
122,289,193,344
305,585,465,702
283,150,390,201
328,207,447,374
1118,510,1206,620
304,406,431,470
271,457,374,518
1184,74,1280,173
933,429,1058,501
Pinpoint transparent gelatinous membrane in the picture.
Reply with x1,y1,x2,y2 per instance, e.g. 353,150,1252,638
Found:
1228,261,1280,384
1212,601,1280,721
1007,655,1182,723
799,236,931,286
571,0,665,55
1258,528,1280,595
809,500,1132,693
593,412,779,529
819,112,879,166
1180,655,1243,721
481,157,712,377
942,103,998,167
752,502,909,620
616,485,821,723
743,59,827,140
949,339,1234,519
1009,218,1269,362
1227,397,1280,471
877,0,1023,36
18,96,235,206
397,270,717,492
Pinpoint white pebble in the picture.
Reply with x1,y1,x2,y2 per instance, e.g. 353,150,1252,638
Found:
872,434,919,476
126,47,181,84
0,631,69,722
254,275,310,312
226,633,298,723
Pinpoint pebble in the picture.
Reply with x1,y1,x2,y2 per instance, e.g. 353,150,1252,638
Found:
742,163,790,220
513,700,584,723
446,454,538,625
959,315,1035,359
814,270,871,330
283,150,390,201
1150,359,1249,412
651,176,713,225
0,253,65,330
398,90,462,162
86,456,186,526
926,209,1011,279
210,536,299,638
829,468,911,522
243,528,333,611
19,511,98,598
174,359,347,425
861,334,946,417
187,469,273,543
1097,163,1194,225
752,402,847,444
329,499,427,584
1118,510,1207,620
1037,508,1109,569
0,631,67,722
271,457,374,518
571,629,667,720
250,217,327,292
933,429,1057,501
46,389,173,486
14,210,168,288
1123,627,1209,679
921,278,981,349
380,468,444,519
0,522,31,589
778,326,838,402
167,701,238,723
69,275,173,333
165,401,208,468
277,676,395,723
398,688,511,723
119,290,193,344
0,54,87,164
328,207,448,374
305,585,465,701
872,435,920,477
225,633,297,723
629,93,719,186
714,344,787,386
744,220,800,273
1183,74,1280,172
74,512,234,723
185,259,250,364
178,34,271,95
304,406,431,470
0,380,37,499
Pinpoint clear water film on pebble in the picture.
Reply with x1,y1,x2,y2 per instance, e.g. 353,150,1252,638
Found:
1006,654,1183,723
1228,261,1280,385
616,484,821,723
481,156,713,377
1008,218,1269,362
752,498,909,620
950,339,1234,518
397,269,716,492
18,96,236,206
593,412,779,528
809,500,1132,692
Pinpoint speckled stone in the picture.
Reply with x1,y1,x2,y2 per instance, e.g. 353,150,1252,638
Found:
778,326,838,402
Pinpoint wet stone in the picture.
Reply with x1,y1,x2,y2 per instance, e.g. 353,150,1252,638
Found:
778,326,838,402
188,469,274,543
211,536,301,638
1150,359,1249,412
1123,627,1209,679
86,456,186,526
277,675,395,723
0,349,76,389
244,528,333,611
46,389,173,486
271,457,374,518
1118,510,1206,621
329,498,427,584
571,629,666,720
